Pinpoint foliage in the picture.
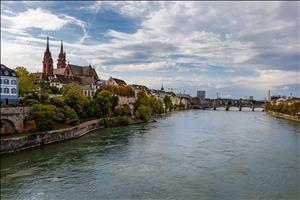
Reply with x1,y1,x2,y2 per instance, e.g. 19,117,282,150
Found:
15,66,36,96
265,102,300,116
135,105,151,122
114,104,132,116
100,85,134,97
134,90,149,111
93,90,117,117
62,106,79,124
62,82,86,117
29,104,64,131
179,102,185,110
164,96,173,112
24,99,39,106
99,116,129,127
148,96,164,115
50,96,66,108
81,98,95,119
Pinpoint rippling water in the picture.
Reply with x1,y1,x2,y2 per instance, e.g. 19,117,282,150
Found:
1,109,299,200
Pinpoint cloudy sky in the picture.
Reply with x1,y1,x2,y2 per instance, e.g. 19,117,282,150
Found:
1,1,299,99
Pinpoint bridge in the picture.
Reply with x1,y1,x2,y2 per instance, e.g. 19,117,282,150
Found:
191,98,265,111
0,107,32,135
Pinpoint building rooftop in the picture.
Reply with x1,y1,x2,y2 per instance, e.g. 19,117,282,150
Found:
0,64,18,77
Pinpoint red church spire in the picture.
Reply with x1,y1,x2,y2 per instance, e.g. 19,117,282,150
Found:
42,36,53,77
57,40,66,69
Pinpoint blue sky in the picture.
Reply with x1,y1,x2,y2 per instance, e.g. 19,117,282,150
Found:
1,1,299,99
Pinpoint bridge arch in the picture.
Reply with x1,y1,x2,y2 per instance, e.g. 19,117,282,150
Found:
0,119,16,135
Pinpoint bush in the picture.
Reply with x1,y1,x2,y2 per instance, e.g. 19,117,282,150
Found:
29,104,64,131
62,106,79,124
114,104,132,116
24,99,39,106
99,116,129,127
135,105,151,122
50,96,65,108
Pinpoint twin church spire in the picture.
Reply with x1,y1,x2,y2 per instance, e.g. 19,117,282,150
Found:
42,37,66,77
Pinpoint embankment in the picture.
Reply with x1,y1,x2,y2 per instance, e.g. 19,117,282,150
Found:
0,119,102,154
267,111,300,123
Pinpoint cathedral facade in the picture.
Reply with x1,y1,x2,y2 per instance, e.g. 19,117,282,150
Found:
38,37,101,97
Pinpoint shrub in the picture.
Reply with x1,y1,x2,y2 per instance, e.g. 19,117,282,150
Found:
50,96,65,108
62,106,79,124
114,104,132,116
135,105,151,122
29,104,64,131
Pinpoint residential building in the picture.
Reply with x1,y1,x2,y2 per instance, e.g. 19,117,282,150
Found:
0,64,19,105
106,76,127,87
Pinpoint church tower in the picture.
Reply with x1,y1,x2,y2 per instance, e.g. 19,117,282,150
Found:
57,40,66,68
42,37,54,77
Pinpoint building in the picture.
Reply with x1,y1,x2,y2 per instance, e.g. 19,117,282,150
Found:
197,90,206,99
106,76,127,87
35,37,101,97
0,64,19,105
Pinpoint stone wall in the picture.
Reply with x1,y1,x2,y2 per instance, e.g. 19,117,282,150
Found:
117,96,136,110
0,119,101,154
0,107,32,134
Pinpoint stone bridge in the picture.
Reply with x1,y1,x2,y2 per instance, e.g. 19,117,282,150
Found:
0,107,32,135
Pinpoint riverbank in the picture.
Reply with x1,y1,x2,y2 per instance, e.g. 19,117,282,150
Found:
0,117,151,154
266,111,300,123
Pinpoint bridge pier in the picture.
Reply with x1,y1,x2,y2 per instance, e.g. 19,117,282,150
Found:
225,105,230,111
252,106,255,111
239,105,242,111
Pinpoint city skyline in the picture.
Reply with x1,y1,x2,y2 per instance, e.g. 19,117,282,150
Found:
1,1,299,99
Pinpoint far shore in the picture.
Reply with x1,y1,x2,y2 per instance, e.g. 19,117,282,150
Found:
266,111,300,123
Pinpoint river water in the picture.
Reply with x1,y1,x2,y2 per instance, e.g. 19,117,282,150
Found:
1,109,299,200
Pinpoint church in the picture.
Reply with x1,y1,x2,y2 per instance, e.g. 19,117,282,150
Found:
35,37,101,97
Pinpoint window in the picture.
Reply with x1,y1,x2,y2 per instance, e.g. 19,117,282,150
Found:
4,88,9,94
0,88,1,93
11,80,17,85
4,79,9,84
0,79,2,84
11,88,16,94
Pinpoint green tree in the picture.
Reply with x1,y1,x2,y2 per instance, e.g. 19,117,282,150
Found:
134,89,149,111
135,105,151,122
114,104,132,116
93,90,116,117
164,96,173,112
29,104,64,131
15,66,36,96
62,106,79,124
62,82,86,117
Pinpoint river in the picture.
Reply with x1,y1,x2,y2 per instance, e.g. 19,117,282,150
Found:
1,109,299,200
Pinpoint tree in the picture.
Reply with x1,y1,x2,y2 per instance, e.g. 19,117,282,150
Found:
134,89,149,111
29,104,64,131
164,96,173,112
148,96,164,115
15,66,36,96
135,105,151,122
93,90,116,117
62,106,79,124
114,104,132,116
62,82,86,117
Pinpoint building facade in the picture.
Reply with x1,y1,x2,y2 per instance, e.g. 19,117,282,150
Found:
197,90,206,99
0,64,19,105
35,37,101,97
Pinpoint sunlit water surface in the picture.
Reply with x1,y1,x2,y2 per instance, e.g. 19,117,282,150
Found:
1,109,299,199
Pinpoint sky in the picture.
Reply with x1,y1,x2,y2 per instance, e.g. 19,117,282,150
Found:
1,1,299,99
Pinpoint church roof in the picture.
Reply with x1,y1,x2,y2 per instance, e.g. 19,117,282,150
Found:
68,64,98,78
50,74,81,84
